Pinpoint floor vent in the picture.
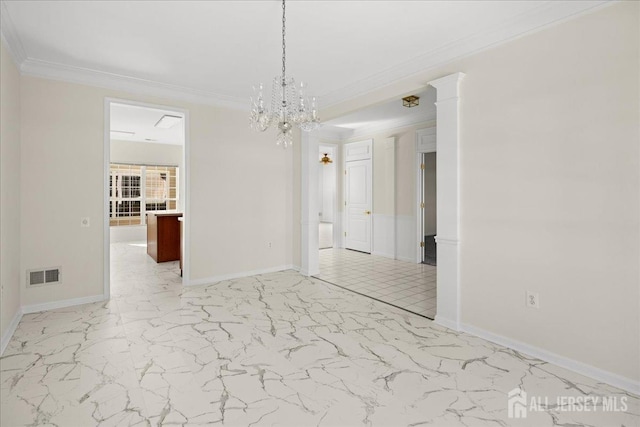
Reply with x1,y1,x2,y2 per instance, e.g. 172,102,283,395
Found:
27,267,61,287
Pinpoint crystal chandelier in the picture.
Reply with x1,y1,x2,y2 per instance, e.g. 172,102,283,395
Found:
250,0,320,148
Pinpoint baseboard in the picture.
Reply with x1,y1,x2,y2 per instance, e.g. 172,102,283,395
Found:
460,322,640,395
434,314,459,331
1,307,23,356
22,294,106,314
187,265,298,287
396,255,415,263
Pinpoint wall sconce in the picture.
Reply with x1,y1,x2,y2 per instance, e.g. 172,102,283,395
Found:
402,95,420,108
320,153,333,165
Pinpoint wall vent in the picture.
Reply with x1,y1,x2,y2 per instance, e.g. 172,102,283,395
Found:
27,267,61,287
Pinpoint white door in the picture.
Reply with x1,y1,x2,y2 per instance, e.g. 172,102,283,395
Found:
345,158,372,253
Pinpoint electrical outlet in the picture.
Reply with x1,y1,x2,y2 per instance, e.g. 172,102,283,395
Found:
526,291,540,309
80,217,90,228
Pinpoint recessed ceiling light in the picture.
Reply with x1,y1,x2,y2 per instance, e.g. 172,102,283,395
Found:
155,115,182,129
110,130,135,135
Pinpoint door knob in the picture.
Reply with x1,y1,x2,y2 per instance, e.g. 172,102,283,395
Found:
365,210,371,215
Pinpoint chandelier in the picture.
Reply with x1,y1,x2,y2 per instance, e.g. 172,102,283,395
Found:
250,0,320,148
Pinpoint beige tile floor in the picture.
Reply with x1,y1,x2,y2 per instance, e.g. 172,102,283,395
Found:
316,248,437,319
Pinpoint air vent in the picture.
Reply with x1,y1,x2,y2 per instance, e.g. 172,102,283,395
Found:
29,271,44,286
27,267,61,287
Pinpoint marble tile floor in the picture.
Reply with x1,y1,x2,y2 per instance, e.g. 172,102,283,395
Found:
0,242,638,426
316,248,437,319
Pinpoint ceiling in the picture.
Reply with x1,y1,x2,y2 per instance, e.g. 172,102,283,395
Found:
324,87,436,137
110,103,184,145
1,1,609,111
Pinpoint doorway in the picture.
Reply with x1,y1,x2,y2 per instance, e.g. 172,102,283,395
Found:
103,99,189,298
420,152,437,265
305,72,464,327
318,145,337,249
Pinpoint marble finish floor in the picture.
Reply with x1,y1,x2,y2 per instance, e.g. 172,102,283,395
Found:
316,249,437,319
1,242,638,426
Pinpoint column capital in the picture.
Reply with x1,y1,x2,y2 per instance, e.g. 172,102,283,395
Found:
428,72,465,102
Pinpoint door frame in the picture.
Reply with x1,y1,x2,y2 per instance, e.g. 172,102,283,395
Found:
415,127,437,263
301,72,464,330
343,139,373,253
103,98,191,298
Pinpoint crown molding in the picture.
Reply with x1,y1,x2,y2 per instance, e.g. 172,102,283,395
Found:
1,0,613,111
20,58,249,110
320,0,613,108
0,1,27,65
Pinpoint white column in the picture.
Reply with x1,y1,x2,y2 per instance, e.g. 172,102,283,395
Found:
300,132,320,276
429,72,465,331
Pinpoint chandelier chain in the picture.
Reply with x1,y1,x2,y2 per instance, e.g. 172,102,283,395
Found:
281,0,286,83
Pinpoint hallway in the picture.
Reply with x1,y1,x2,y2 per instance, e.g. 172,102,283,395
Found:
316,248,437,319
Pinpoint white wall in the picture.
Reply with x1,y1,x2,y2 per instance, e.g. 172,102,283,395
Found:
19,75,293,306
457,3,639,383
0,41,22,348
320,2,639,383
110,139,182,167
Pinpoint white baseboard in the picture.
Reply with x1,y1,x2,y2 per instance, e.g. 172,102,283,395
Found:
1,307,23,356
396,255,415,263
460,322,640,395
22,294,106,314
187,265,297,287
434,315,459,331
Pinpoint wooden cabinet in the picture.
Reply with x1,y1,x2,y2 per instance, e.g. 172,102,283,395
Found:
146,212,182,263
178,217,184,276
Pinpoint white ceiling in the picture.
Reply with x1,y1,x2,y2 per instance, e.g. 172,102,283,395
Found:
324,87,436,137
110,103,184,145
1,1,610,111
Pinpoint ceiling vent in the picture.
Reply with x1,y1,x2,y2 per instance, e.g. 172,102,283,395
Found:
27,267,61,287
